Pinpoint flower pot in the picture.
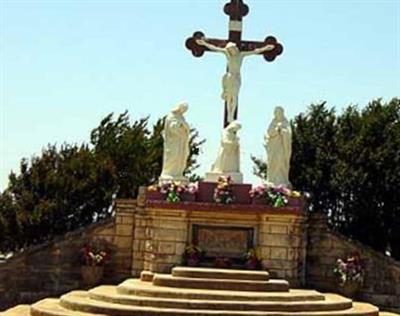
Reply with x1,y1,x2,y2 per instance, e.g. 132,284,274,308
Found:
187,258,199,267
337,281,361,299
81,266,104,287
245,259,260,270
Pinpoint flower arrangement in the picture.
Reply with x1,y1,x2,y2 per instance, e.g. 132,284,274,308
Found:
243,248,262,270
183,244,203,266
333,253,364,286
80,245,108,266
213,176,235,204
149,181,198,203
249,184,302,207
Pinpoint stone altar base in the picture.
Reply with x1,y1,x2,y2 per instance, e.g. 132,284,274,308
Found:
146,182,303,206
197,181,251,204
140,198,307,286
5,266,381,315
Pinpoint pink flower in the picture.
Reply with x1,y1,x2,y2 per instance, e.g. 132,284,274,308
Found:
187,183,198,194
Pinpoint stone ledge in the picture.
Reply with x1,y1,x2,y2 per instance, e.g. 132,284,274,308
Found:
0,218,114,266
146,200,305,215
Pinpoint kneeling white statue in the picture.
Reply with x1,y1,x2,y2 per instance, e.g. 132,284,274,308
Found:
205,121,243,183
159,102,190,183
265,106,292,188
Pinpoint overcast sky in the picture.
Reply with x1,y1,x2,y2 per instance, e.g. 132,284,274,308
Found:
1,0,399,190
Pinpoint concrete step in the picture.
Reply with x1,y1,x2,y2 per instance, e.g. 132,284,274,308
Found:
152,274,289,292
54,291,379,316
30,298,98,316
89,286,353,312
140,270,154,282
117,279,325,301
171,267,270,281
0,305,30,316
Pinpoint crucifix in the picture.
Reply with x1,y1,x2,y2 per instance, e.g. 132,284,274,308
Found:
186,0,283,127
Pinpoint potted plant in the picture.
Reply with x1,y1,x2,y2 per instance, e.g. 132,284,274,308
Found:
269,186,290,207
249,185,271,205
333,253,364,298
243,248,261,270
183,244,203,267
250,184,303,207
213,176,235,204
151,181,197,203
80,244,108,287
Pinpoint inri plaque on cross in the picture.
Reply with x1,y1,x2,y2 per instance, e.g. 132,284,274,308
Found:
186,0,283,127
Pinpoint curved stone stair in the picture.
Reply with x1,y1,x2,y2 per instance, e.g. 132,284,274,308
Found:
171,267,271,280
87,287,353,312
1,267,386,316
151,274,289,292
106,281,326,301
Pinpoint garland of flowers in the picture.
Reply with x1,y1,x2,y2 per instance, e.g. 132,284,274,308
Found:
249,184,301,207
242,248,262,270
149,181,198,203
213,176,235,204
183,244,203,266
333,253,364,286
80,245,108,266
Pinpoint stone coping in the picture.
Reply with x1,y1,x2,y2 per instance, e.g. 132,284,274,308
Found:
309,213,400,269
0,217,114,265
145,200,306,216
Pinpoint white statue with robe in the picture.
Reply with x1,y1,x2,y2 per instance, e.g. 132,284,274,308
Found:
196,40,275,124
159,102,190,183
205,121,243,183
265,106,292,188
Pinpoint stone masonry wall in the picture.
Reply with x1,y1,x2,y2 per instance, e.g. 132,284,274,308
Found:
0,200,136,311
2,197,399,312
307,213,400,312
259,213,308,287
130,198,308,287
131,207,190,277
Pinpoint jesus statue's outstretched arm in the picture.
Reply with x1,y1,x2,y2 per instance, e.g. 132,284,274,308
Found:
196,39,226,54
241,44,275,57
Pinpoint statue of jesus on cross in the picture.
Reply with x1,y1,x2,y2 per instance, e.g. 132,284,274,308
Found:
196,39,275,123
186,0,283,127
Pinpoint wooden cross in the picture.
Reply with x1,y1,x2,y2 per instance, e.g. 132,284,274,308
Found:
186,0,283,127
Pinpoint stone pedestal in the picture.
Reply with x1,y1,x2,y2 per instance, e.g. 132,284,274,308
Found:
121,187,308,287
158,176,188,184
197,181,251,204
204,171,243,184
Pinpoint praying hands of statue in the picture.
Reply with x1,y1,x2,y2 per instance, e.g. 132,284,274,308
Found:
276,122,282,134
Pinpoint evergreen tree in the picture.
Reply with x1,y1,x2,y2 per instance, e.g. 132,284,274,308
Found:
0,112,204,252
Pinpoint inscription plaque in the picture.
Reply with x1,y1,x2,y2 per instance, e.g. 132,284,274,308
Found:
192,224,254,259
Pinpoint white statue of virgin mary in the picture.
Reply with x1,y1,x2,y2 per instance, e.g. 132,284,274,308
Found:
159,102,190,183
265,106,292,188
